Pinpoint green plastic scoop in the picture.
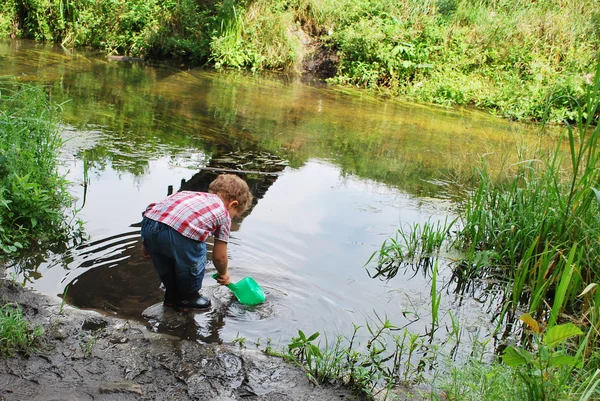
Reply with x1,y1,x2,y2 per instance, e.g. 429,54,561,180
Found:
212,273,266,305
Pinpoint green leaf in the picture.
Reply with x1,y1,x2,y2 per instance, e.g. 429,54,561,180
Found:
502,346,532,367
549,355,582,368
307,332,319,342
544,323,583,347
298,330,306,341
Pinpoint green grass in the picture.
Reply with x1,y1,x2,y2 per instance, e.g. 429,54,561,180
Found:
281,316,600,400
2,0,598,122
362,56,600,399
452,57,600,331
0,82,78,256
0,301,44,356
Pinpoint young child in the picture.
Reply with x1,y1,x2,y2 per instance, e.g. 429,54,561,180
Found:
141,174,253,309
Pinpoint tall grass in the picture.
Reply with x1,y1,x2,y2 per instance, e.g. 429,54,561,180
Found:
0,82,75,255
364,56,600,398
453,56,600,332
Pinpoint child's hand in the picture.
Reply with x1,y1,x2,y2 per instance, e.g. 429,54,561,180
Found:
141,244,150,259
216,272,231,286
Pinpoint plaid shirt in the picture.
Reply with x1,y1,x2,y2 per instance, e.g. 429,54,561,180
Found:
144,191,231,242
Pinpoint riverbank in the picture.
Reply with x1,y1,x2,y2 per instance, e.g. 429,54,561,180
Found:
1,0,597,122
0,271,368,401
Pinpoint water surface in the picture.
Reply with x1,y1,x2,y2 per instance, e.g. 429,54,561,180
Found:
2,40,540,347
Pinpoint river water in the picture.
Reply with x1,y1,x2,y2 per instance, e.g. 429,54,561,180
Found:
1,40,541,348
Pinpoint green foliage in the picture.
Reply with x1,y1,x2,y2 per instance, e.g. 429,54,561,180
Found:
501,314,583,401
0,301,44,356
3,0,598,120
450,57,600,331
144,0,210,62
285,319,430,399
367,217,455,280
0,0,18,38
0,83,75,255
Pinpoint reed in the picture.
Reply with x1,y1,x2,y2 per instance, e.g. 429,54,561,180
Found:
366,217,455,280
451,56,600,359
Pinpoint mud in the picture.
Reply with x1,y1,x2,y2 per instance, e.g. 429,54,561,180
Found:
0,274,364,401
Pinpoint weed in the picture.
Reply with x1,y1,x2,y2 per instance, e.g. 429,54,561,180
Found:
0,301,44,356
367,218,455,280
59,285,69,315
0,83,78,257
502,314,584,401
80,334,97,358
233,332,246,348
282,317,432,399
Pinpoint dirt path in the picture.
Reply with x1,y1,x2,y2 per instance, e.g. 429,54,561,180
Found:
0,276,363,401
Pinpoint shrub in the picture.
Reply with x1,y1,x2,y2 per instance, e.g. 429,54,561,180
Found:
0,83,74,255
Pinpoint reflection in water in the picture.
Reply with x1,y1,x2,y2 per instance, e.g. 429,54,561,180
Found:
0,39,551,199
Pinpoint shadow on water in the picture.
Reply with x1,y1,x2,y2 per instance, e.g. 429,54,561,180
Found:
60,151,286,342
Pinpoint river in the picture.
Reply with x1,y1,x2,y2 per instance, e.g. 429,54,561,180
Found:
1,40,542,350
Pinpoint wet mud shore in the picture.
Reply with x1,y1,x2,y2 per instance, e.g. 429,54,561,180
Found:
0,274,362,401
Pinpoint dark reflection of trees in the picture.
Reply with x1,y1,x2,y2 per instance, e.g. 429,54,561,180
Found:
62,150,286,342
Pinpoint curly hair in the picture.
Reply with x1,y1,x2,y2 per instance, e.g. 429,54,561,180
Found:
208,174,253,213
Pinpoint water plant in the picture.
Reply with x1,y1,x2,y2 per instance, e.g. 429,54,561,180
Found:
282,317,433,399
453,56,600,331
232,332,247,349
363,56,600,400
366,218,455,280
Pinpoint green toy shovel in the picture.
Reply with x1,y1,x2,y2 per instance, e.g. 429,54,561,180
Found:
212,273,266,305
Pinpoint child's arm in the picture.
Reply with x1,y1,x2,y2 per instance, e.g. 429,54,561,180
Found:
212,239,231,285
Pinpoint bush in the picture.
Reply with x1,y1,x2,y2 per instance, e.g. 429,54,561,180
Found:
0,83,74,255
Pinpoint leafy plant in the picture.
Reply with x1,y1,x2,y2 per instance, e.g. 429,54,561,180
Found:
0,83,77,257
233,332,247,348
502,314,583,401
285,318,431,398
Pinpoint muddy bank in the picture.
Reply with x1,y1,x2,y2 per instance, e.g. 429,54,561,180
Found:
0,274,363,401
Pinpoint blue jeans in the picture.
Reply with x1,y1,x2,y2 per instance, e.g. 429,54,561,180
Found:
140,217,207,299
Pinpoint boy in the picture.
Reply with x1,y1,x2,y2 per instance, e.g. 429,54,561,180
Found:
141,174,253,309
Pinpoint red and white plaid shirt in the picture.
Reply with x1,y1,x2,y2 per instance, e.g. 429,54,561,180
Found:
144,191,231,242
